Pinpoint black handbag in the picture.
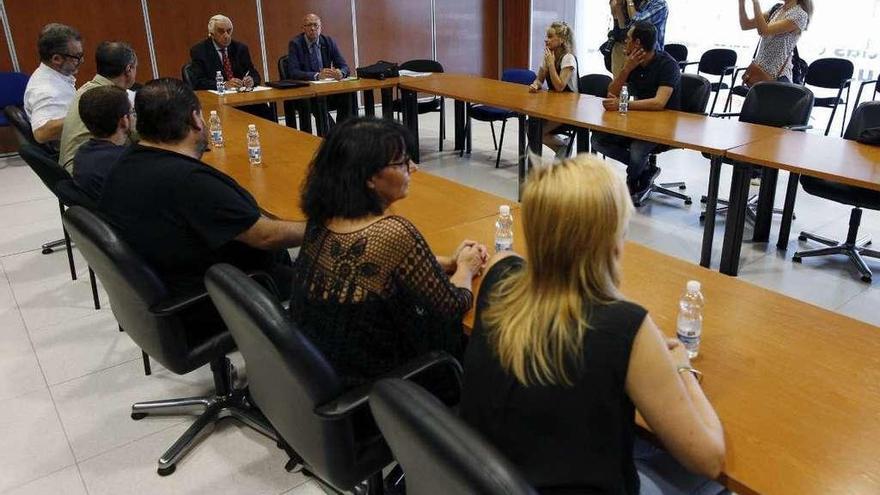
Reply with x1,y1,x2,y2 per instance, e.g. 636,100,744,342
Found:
356,60,400,80
858,127,880,145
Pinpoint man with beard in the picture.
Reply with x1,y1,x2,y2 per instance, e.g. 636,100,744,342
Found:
98,78,304,309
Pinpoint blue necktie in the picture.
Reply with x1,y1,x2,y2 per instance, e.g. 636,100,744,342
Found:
309,43,320,72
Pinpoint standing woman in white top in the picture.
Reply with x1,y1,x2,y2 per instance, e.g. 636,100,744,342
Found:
738,0,812,84
529,21,578,158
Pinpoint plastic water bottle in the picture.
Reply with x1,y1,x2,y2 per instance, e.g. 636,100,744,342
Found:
618,85,629,114
247,124,262,166
676,280,705,359
215,71,225,95
208,111,223,148
494,205,513,253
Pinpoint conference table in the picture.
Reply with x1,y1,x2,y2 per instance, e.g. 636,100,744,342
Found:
197,80,880,494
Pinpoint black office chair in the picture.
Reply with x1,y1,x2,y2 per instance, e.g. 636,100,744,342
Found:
851,74,878,124
18,143,101,309
62,207,276,476
634,74,712,207
467,68,536,167
682,48,737,114
802,58,854,136
180,62,195,89
276,54,302,129
370,379,538,495
3,104,58,157
665,43,689,71
204,263,465,494
393,59,446,151
703,82,814,222
560,73,611,157
793,101,880,282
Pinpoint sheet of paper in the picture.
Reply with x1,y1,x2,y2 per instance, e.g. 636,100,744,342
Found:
207,85,273,95
309,76,359,84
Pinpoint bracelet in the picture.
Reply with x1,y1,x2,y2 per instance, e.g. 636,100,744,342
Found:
677,366,704,384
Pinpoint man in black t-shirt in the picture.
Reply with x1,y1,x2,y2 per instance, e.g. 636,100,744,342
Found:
98,78,305,300
72,85,131,201
591,21,681,203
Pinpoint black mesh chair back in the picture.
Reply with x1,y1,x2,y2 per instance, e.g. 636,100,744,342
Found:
19,143,96,210
278,55,290,80
843,100,880,141
181,63,195,89
697,48,737,76
579,74,612,97
665,43,688,64
805,58,854,89
4,105,38,148
400,59,443,74
370,379,538,495
62,206,234,375
204,263,389,491
680,73,712,114
739,81,814,128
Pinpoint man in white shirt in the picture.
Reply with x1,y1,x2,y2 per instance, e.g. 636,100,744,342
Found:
23,23,82,145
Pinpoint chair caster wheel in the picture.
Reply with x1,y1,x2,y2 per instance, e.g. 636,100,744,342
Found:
678,185,687,190
792,256,802,263
798,235,807,241
861,275,872,283
42,248,53,254
699,214,706,222
157,465,176,476
685,199,693,205
131,412,147,420
700,197,707,204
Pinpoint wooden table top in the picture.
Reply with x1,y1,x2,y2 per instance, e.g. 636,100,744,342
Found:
214,78,399,107
197,92,508,231
399,74,784,155
422,212,880,495
727,131,880,192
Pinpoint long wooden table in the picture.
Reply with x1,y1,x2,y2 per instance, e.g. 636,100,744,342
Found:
201,85,880,495
423,212,880,495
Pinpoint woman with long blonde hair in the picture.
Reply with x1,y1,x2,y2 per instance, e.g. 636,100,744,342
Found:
460,155,726,494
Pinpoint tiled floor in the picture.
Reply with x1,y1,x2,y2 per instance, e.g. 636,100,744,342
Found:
0,104,877,494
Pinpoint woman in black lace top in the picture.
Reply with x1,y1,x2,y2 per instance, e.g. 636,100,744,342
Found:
290,117,487,387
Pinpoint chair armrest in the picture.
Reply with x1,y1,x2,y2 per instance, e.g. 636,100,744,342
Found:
723,65,737,75
150,270,278,316
710,112,740,119
680,61,700,68
314,350,462,420
784,124,812,132
852,79,880,109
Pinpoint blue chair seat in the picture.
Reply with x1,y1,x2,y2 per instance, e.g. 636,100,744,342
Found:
0,113,8,127
469,105,515,122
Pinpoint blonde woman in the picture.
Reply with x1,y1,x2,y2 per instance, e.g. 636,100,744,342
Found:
528,21,578,159
460,156,726,494
739,0,813,84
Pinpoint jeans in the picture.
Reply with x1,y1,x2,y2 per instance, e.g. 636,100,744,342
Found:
634,437,726,495
590,132,660,184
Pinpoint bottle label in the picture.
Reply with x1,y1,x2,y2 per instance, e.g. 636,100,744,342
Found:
495,239,513,252
211,130,223,144
248,146,262,162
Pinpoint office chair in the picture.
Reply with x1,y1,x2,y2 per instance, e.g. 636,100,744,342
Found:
18,143,101,310
634,73,712,207
3,104,58,158
681,48,737,114
703,82,814,223
370,378,539,495
204,263,465,494
665,43,689,71
467,68,536,167
180,62,195,89
560,73,611,157
851,74,878,124
792,101,880,282
392,59,446,151
802,58,854,136
62,207,277,476
0,72,29,150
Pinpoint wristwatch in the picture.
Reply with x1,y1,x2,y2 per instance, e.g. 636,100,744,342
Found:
677,366,704,384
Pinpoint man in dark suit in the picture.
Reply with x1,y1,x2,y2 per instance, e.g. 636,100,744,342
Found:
189,14,273,120
286,13,354,133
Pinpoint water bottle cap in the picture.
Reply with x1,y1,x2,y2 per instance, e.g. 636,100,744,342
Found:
216,71,222,76
248,124,257,131
499,205,510,216
210,110,217,116
686,280,701,293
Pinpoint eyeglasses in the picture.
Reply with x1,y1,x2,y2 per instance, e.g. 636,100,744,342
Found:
57,52,84,63
387,156,414,173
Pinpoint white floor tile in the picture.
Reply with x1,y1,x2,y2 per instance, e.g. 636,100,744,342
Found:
51,358,213,462
0,388,75,493
0,307,45,402
29,310,142,386
3,465,87,495
281,480,330,495
836,286,880,327
78,421,308,495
